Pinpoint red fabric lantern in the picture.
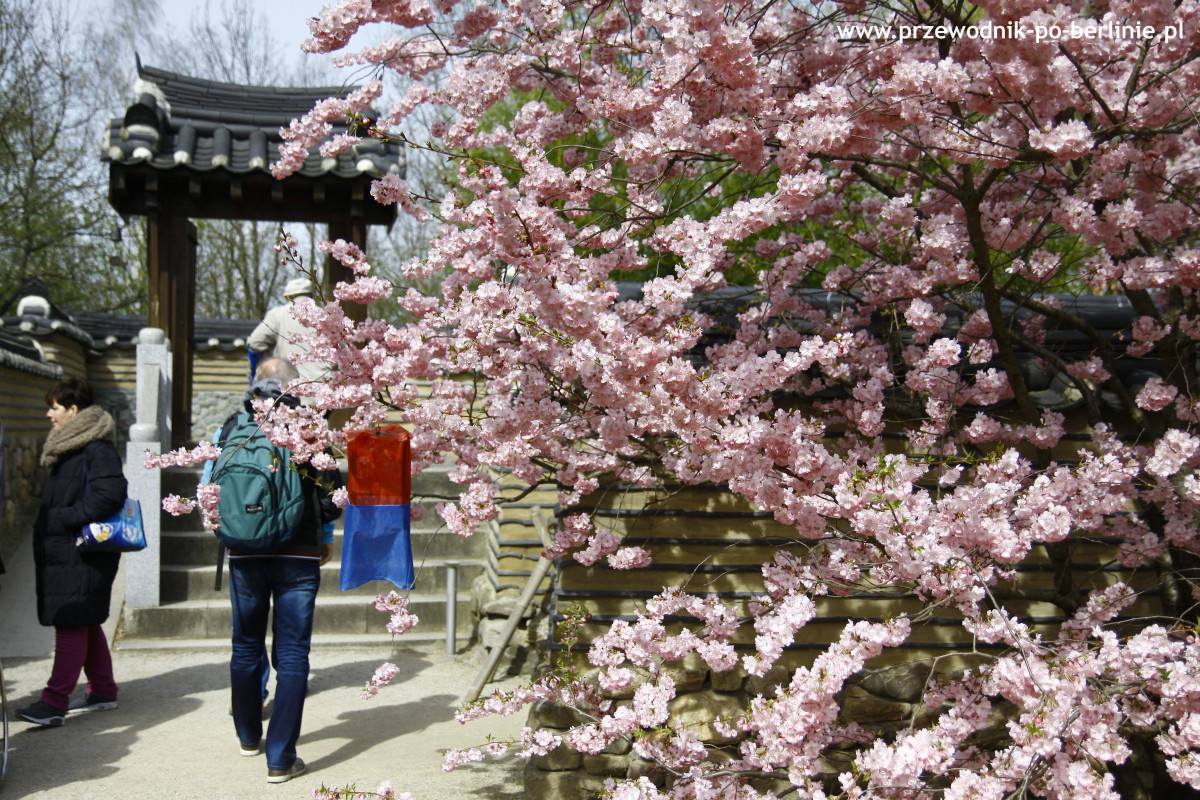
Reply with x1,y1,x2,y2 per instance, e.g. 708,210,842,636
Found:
345,424,411,505
341,425,415,590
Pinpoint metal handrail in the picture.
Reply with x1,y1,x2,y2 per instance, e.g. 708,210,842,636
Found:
0,657,9,780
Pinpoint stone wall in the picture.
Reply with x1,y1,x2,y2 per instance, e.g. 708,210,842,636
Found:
0,333,75,561
0,329,260,562
524,657,990,800
518,478,1160,800
192,390,244,440
0,330,134,560
192,344,253,436
1,421,50,563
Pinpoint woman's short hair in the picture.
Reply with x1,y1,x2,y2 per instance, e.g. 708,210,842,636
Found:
45,377,94,410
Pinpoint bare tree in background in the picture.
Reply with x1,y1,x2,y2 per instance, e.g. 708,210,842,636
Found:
0,0,143,313
361,51,459,319
105,0,161,90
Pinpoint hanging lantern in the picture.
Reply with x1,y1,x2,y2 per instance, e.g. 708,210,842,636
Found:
339,425,415,591
346,424,411,505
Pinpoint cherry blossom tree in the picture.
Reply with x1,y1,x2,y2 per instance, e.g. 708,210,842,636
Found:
157,0,1200,796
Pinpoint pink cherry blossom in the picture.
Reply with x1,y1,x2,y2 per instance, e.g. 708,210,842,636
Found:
374,591,420,636
1137,378,1178,412
195,483,221,530
161,494,196,516
312,781,409,800
607,546,652,570
144,441,221,469
133,0,1200,795
362,662,400,699
1028,119,1095,159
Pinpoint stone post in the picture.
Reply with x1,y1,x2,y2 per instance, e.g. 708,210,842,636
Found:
124,328,171,609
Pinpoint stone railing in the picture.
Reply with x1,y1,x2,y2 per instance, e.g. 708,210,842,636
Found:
124,328,172,609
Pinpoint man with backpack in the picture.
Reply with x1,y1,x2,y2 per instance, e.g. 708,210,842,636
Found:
208,357,342,783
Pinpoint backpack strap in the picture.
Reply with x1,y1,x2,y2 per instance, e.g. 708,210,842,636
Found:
217,411,245,446
211,414,240,592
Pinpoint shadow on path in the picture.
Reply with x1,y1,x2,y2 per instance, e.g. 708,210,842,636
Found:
0,646,451,798
303,693,458,773
4,660,218,794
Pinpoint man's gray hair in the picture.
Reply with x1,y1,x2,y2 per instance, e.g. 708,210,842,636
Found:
255,357,300,384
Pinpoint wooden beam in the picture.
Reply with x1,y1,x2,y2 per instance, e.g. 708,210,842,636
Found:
327,216,369,322
173,221,197,446
109,165,397,227
147,205,197,446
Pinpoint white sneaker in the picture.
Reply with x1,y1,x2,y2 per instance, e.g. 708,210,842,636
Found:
67,694,119,715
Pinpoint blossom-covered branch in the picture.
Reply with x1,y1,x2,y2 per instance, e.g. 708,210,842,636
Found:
226,0,1200,795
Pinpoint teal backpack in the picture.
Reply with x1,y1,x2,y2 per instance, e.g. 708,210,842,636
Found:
210,412,306,554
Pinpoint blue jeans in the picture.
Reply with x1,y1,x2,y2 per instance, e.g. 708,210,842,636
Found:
229,557,319,771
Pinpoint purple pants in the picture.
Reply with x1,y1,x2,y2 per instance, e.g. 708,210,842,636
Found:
40,625,118,709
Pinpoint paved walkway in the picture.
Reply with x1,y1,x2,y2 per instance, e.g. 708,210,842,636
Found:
0,532,527,800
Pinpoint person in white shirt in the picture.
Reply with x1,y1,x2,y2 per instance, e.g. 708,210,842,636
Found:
246,277,329,395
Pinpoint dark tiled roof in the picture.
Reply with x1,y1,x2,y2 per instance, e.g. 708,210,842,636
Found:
0,294,1175,413
102,62,404,178
0,310,257,353
616,283,1164,412
67,310,258,352
0,328,62,379
0,313,95,349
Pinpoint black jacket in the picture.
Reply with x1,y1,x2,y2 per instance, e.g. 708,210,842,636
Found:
284,458,343,556
34,439,126,627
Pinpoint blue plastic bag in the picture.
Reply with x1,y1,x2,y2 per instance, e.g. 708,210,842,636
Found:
340,504,414,591
77,498,148,552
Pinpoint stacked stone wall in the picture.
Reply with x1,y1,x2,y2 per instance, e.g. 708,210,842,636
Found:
0,364,59,562
519,478,1160,800
0,331,83,561
192,346,257,437
0,334,273,561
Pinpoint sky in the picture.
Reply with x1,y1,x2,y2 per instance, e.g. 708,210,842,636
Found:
155,0,329,57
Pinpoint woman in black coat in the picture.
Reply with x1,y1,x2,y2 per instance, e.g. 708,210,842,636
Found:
17,377,126,727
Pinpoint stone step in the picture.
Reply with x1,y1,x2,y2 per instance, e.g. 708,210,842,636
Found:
115,631,459,653
122,592,473,640
159,528,485,566
162,461,461,502
159,498,451,533
411,463,459,497
160,559,485,602
162,465,205,496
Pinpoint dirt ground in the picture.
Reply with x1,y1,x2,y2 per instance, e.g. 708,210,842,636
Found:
0,642,527,800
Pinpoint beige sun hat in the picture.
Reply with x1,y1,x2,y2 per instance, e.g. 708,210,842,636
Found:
283,277,315,299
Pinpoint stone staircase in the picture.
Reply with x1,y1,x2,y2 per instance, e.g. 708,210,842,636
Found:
119,462,485,649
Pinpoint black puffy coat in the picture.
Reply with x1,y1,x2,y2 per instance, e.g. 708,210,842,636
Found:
33,439,126,627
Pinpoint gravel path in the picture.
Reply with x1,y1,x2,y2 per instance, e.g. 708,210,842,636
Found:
0,642,526,800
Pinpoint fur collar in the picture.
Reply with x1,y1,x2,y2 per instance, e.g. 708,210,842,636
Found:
40,405,114,467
